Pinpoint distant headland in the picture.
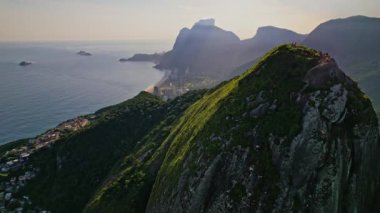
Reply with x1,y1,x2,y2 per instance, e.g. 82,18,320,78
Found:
119,53,163,64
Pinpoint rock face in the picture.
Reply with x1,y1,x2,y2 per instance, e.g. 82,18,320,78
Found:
272,83,378,212
146,45,380,213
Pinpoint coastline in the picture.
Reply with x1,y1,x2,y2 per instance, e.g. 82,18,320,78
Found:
0,41,168,144
144,69,170,93
1,61,165,146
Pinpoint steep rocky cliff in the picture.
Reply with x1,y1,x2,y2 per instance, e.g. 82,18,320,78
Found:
147,45,380,212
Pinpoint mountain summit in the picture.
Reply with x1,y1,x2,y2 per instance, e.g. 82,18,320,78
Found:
193,19,216,27
155,19,241,79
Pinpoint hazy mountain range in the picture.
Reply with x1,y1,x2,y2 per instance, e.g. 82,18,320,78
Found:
153,19,306,79
131,16,380,113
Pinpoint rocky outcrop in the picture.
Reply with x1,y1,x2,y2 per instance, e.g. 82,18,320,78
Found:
303,60,346,87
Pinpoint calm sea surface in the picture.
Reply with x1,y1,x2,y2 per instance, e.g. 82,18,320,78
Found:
0,41,170,144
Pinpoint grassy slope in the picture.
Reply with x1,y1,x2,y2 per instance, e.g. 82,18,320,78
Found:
85,90,206,212
18,90,206,212
147,45,322,211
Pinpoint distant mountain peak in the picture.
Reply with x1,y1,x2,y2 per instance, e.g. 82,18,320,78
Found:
257,25,283,31
193,19,215,28
324,15,379,24
347,15,371,19
340,15,375,20
303,15,380,63
254,26,306,38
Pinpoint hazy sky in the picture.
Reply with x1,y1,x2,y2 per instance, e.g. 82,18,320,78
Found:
0,0,379,41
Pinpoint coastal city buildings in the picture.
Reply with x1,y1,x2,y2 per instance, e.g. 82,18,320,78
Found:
0,116,93,211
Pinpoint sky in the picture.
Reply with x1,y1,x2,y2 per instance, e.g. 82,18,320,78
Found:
0,0,379,42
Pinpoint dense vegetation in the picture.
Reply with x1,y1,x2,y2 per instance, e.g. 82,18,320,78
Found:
85,90,206,212
19,91,205,212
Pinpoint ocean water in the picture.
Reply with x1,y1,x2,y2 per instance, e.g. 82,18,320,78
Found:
0,41,170,144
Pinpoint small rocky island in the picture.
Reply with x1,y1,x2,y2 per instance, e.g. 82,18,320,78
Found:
19,61,33,66
77,51,92,56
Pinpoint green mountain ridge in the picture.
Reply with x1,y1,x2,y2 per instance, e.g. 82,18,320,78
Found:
146,45,380,212
1,45,379,212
